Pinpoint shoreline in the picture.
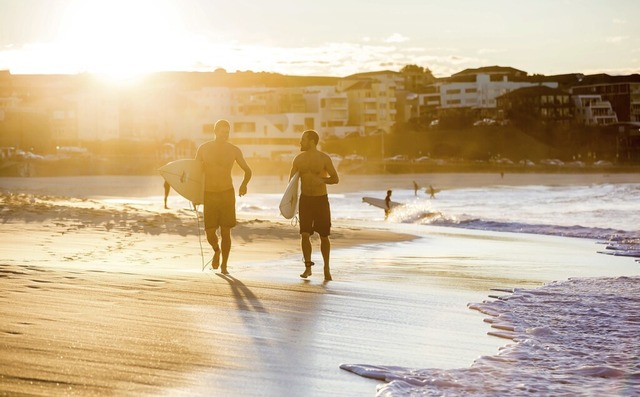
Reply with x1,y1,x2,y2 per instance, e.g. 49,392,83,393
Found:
1,171,638,199
1,176,639,396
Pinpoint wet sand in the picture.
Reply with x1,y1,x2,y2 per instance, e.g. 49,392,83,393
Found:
1,174,638,396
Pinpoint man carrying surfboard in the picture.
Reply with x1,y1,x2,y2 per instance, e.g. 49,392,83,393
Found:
288,130,339,281
196,119,252,275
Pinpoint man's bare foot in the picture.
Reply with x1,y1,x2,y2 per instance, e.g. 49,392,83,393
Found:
324,272,332,281
300,261,314,278
212,249,220,270
220,266,229,275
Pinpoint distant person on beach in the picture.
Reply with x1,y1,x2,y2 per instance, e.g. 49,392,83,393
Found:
384,189,393,219
413,181,419,196
428,185,436,199
288,129,339,281
196,119,252,275
163,180,171,209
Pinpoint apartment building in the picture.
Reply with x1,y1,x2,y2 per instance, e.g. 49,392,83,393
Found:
413,66,559,121
496,85,573,125
570,74,640,122
337,71,400,135
572,95,618,126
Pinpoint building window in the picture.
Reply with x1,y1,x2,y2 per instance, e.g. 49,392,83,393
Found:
234,122,256,133
202,124,215,134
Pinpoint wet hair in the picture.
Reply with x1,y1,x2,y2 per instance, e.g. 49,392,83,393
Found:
214,119,230,132
387,190,392,195
303,129,319,145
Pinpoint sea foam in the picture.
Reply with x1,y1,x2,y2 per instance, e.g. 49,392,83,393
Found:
341,276,640,396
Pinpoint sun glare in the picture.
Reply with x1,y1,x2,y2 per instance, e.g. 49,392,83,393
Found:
56,0,185,84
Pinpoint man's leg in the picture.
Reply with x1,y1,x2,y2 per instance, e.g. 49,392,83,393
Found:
300,232,313,278
220,226,231,274
320,236,332,281
206,228,220,269
219,226,231,274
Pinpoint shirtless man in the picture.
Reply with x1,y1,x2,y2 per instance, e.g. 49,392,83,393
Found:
289,130,339,281
195,119,252,274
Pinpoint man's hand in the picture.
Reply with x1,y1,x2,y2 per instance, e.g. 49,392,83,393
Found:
239,183,248,197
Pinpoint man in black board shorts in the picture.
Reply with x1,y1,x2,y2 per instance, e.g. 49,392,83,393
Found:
288,130,339,281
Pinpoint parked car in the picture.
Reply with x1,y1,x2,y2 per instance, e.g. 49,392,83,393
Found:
413,156,431,163
384,155,409,162
593,160,613,167
473,118,497,126
540,159,565,166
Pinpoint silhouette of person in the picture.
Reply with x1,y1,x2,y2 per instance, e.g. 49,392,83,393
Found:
288,130,339,281
428,185,436,199
163,180,170,209
196,119,252,275
413,181,419,196
384,189,392,219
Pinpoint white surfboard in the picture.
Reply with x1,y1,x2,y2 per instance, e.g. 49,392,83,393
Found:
159,159,204,205
362,196,403,210
279,172,300,219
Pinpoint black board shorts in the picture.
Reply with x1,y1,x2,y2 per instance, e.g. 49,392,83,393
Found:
203,188,236,229
299,194,331,237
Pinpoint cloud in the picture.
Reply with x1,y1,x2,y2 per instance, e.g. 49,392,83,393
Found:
384,33,410,43
612,18,626,24
606,36,628,44
477,48,507,55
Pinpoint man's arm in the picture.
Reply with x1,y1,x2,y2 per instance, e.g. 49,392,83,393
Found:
289,157,300,180
235,148,252,197
323,155,339,185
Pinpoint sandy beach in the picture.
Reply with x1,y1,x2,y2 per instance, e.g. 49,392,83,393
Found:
1,173,638,396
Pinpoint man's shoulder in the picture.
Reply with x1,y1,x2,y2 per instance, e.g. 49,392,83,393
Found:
198,140,215,150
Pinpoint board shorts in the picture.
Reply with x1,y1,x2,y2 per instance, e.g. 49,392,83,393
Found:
203,188,236,229
299,194,331,237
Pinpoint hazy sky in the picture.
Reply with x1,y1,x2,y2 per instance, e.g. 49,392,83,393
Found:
1,0,639,80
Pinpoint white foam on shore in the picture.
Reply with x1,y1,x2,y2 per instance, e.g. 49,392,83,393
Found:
341,276,640,396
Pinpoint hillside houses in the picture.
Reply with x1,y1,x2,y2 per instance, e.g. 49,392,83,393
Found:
1,67,639,162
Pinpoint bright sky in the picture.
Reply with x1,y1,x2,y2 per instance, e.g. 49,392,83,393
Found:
1,0,639,80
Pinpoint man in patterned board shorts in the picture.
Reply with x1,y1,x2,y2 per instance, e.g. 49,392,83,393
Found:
288,130,339,281
195,119,252,275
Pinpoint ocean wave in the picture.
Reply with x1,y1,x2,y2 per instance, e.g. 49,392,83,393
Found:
341,276,640,396
387,204,639,258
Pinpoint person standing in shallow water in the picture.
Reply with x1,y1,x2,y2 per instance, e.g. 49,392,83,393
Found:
195,119,252,275
288,130,339,281
163,180,171,209
384,189,393,219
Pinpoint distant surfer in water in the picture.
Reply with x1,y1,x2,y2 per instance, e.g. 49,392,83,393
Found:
384,190,392,219
196,119,252,275
288,130,339,281
428,185,437,199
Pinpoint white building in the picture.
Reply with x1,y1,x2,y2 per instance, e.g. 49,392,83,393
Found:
573,95,618,126
304,86,360,138
416,66,559,120
338,71,400,135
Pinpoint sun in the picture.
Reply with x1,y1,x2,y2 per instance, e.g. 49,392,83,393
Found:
56,0,185,84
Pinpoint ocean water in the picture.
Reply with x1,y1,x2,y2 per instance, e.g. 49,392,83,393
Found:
232,179,640,396
236,181,640,249
341,276,640,396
